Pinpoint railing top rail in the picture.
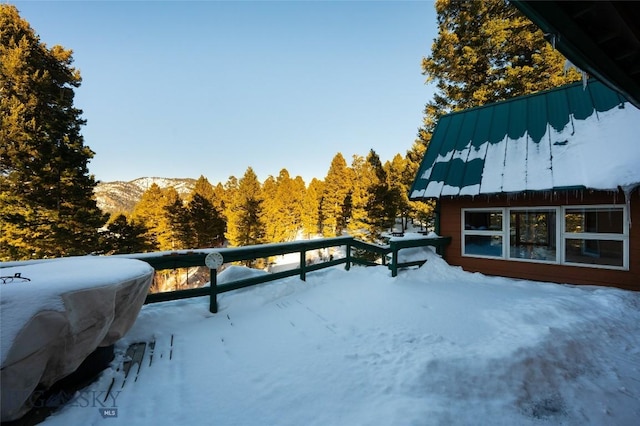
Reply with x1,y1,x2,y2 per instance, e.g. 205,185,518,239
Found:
117,236,355,269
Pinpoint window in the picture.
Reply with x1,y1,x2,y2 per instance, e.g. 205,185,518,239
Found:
463,210,504,258
563,207,626,268
462,205,628,270
509,209,557,261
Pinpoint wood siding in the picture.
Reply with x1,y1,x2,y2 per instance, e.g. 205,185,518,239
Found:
439,189,640,291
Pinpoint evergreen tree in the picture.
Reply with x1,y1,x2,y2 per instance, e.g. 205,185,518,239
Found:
290,175,306,238
262,169,305,243
225,167,265,249
347,154,376,241
100,214,156,254
158,187,183,250
320,153,352,237
301,178,323,238
175,175,226,248
131,184,182,250
164,193,189,249
0,5,107,260
417,0,581,150
183,193,225,248
261,175,280,242
212,182,227,221
364,150,396,234
385,154,411,230
222,175,238,221
191,175,216,204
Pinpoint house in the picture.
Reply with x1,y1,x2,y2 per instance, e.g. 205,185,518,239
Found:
409,80,640,290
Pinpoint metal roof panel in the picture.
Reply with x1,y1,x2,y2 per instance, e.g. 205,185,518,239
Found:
410,80,640,200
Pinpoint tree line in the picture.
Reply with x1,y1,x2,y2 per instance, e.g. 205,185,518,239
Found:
103,150,433,255
1,1,579,261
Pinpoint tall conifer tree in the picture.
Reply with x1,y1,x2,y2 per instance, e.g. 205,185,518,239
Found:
225,167,265,248
301,178,323,238
176,175,226,248
100,213,155,255
416,0,581,150
131,184,182,250
348,154,376,241
0,5,107,260
262,169,305,243
320,153,352,237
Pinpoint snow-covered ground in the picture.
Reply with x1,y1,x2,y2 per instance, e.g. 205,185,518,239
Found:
36,250,640,425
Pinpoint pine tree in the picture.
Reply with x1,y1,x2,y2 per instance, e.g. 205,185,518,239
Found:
416,0,581,150
301,178,323,238
261,175,279,242
191,175,216,204
222,176,238,221
175,175,226,248
365,150,396,235
183,193,225,248
347,154,376,241
225,167,265,249
385,154,411,230
320,153,352,237
99,213,156,254
212,182,227,221
289,176,306,238
158,187,183,250
131,184,183,250
262,169,305,243
0,5,107,260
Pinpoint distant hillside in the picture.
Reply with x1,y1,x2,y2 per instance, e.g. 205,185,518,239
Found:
94,177,197,214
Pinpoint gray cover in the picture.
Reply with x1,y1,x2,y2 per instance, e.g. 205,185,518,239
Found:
0,258,154,421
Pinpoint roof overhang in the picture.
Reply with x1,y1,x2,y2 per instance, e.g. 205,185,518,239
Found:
513,1,640,109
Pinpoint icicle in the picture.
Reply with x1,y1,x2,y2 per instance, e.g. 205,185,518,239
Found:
564,59,589,88
563,59,575,75
621,185,636,229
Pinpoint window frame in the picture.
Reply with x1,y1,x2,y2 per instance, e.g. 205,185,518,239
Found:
560,205,629,270
461,204,629,271
461,208,505,259
507,207,560,264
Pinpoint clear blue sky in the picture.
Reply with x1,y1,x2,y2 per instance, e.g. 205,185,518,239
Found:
13,0,438,185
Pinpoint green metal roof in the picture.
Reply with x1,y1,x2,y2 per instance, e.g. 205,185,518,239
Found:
409,80,640,200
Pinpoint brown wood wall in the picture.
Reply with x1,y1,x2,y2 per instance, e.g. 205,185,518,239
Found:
439,189,640,291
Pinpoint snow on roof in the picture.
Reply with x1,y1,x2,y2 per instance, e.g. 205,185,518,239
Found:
410,80,640,199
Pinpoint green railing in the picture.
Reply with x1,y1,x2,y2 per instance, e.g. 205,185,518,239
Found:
121,235,451,313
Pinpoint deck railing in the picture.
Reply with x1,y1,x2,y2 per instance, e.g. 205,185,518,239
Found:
121,235,451,313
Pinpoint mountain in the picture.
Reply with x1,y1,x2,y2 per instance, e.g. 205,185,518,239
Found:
94,177,197,214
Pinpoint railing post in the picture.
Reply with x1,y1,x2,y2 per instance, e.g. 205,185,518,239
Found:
300,249,306,281
209,268,218,313
345,243,351,271
390,242,398,277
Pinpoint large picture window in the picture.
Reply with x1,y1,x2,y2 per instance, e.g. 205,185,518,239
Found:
462,205,628,270
509,209,557,261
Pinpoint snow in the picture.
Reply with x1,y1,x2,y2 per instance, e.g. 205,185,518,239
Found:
412,94,640,198
0,257,154,365
23,250,640,425
501,135,528,193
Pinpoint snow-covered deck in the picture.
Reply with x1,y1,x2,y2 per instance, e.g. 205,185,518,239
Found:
35,251,640,425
